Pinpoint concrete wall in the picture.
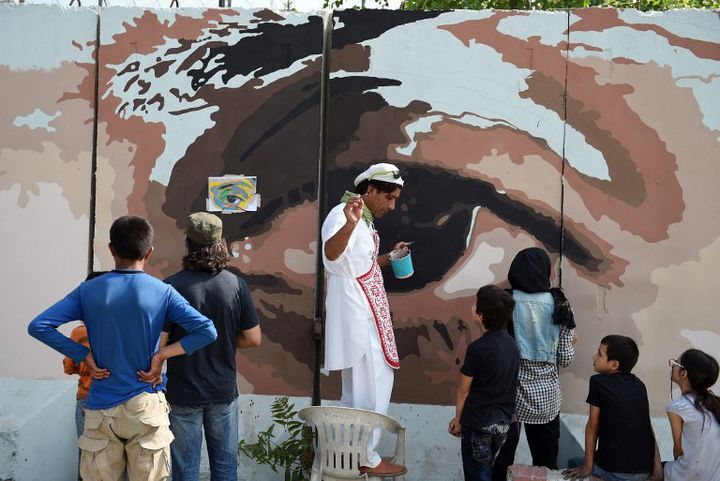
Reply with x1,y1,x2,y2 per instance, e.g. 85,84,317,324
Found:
4,5,711,413
0,4,96,380
324,8,720,413
0,382,676,481
0,378,78,481
0,6,718,479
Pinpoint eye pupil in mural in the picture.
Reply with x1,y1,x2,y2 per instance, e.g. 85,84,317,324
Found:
217,185,244,208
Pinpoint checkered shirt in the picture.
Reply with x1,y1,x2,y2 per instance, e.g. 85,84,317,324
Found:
516,326,575,424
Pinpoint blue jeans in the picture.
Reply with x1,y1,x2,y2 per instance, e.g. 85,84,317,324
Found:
461,423,510,481
169,397,239,481
75,398,87,438
567,456,649,481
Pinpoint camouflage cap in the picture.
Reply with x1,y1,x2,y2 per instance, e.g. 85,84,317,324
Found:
186,212,223,245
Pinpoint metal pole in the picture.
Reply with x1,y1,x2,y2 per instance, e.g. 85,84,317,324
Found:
311,11,333,407
87,5,101,276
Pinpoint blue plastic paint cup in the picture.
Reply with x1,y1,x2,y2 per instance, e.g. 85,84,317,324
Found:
390,249,414,279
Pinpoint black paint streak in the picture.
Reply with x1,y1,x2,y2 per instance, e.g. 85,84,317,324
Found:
187,17,324,90
332,10,445,50
432,320,454,351
395,324,431,360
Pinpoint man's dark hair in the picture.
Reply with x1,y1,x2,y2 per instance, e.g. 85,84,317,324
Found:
475,285,515,331
109,215,153,260
354,179,401,195
601,334,639,373
182,238,231,273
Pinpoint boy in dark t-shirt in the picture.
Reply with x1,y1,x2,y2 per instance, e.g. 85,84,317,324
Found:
448,285,519,481
564,335,661,481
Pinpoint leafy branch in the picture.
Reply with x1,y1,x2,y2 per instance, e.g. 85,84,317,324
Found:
238,396,315,481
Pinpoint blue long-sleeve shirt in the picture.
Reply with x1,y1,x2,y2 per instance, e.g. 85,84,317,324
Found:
28,269,217,409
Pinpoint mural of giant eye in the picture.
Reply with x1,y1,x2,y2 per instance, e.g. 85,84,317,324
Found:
3,8,720,480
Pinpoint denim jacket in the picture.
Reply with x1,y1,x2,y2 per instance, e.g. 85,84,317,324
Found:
512,290,560,364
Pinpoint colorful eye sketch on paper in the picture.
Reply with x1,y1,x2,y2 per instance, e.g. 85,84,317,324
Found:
207,176,260,213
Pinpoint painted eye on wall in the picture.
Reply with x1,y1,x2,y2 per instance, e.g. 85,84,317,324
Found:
210,179,256,211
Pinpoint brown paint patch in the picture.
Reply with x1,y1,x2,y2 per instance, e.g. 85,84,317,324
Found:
439,13,567,86
437,12,685,242
334,102,432,169
144,180,185,279
103,10,227,64
571,8,720,62
239,202,317,287
330,43,371,74
559,41,604,53
253,9,285,22
407,117,563,174
563,57,684,242
237,343,312,396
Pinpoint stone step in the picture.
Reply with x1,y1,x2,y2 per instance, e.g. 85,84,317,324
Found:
508,465,592,481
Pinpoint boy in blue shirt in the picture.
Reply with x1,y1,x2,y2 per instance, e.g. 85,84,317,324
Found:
448,285,519,481
28,215,217,481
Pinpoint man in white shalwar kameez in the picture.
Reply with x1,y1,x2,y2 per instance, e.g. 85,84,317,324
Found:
322,163,408,477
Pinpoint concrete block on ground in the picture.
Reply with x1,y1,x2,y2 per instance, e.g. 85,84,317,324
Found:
508,465,585,481
0,377,78,481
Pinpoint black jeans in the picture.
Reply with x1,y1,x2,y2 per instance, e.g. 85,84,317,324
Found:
525,415,560,469
492,421,519,481
494,415,560,474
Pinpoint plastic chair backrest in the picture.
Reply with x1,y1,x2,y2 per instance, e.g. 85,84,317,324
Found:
298,406,404,480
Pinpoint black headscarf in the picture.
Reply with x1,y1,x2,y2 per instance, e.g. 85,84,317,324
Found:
507,247,576,329
508,247,551,293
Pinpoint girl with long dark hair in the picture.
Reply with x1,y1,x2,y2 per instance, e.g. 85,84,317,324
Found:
664,348,720,480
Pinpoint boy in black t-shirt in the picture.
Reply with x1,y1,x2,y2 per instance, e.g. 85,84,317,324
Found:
564,335,661,481
448,285,519,481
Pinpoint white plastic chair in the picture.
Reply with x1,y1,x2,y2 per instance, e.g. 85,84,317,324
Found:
298,406,406,481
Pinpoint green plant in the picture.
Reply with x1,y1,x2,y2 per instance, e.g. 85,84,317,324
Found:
238,396,315,481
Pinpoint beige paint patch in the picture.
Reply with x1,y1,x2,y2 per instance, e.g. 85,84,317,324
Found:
283,241,316,275
436,240,504,298
680,330,720,369
0,183,88,380
467,153,561,209
0,142,91,220
559,372,590,416
632,237,720,413
237,201,317,288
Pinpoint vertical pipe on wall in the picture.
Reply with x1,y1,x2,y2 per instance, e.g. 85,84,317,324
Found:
558,9,571,288
310,11,334,407
87,8,101,276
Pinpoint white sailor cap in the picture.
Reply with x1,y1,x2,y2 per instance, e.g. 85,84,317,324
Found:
353,163,404,187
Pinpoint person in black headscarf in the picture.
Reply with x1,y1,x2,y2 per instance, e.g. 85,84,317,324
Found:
492,247,577,478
